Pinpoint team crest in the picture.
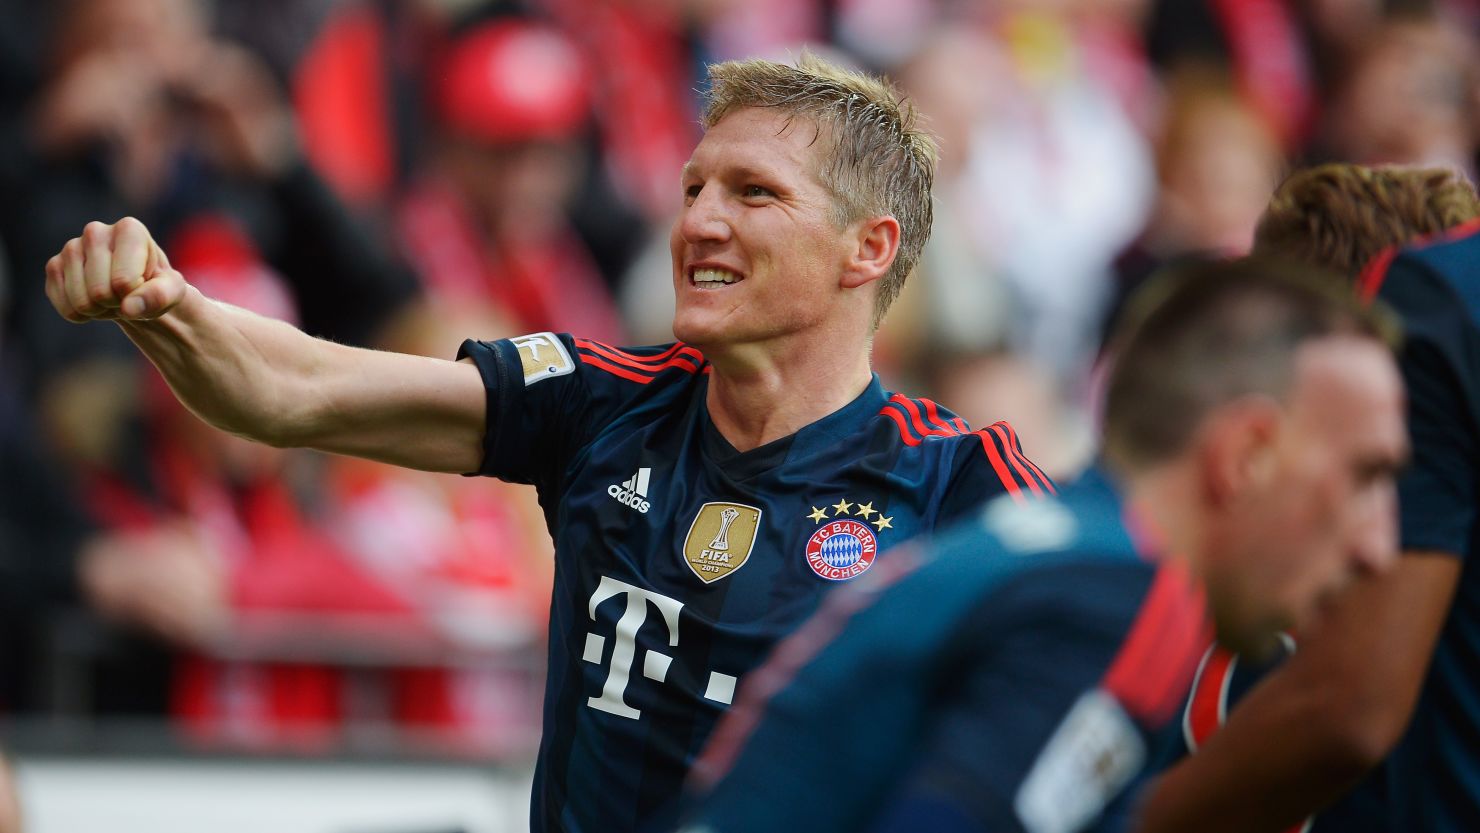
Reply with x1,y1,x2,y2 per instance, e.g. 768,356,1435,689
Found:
803,498,891,581
683,502,762,584
511,332,575,385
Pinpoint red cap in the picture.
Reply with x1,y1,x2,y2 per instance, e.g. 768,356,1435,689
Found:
436,20,591,143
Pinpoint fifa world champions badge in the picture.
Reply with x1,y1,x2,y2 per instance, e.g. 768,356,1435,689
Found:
683,502,763,584
804,498,891,581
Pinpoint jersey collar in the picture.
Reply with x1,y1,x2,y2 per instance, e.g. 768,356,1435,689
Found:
699,375,889,480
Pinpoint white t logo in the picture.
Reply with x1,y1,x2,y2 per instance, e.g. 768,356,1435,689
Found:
583,576,684,719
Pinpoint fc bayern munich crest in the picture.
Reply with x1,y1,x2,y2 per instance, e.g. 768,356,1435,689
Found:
806,519,879,581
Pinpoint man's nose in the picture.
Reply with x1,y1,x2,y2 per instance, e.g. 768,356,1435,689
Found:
1351,486,1400,576
677,187,732,245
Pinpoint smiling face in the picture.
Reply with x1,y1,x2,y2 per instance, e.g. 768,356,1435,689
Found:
669,108,866,354
1205,336,1408,656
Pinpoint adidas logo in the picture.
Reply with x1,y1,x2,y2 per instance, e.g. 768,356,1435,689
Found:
608,468,652,514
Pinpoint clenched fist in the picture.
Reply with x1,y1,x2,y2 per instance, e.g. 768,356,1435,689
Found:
46,217,188,322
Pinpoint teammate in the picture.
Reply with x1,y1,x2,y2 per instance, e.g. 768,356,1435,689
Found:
681,257,1408,833
42,55,1048,832
1136,164,1480,833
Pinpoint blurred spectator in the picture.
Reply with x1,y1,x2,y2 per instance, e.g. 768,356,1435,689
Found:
1105,74,1286,339
396,16,626,343
1322,18,1479,175
930,9,1154,386
5,0,419,384
1144,0,1321,150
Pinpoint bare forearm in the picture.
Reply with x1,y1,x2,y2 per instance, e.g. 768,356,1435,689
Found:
117,287,486,472
1135,557,1460,833
48,218,487,473
1135,675,1373,833
118,286,318,442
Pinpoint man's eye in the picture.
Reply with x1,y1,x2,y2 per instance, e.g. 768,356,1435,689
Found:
742,185,773,198
684,184,703,202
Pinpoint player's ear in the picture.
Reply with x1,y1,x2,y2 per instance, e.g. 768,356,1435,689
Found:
1199,395,1282,505
840,215,900,290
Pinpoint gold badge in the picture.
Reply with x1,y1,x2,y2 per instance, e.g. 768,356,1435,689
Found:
511,332,575,386
682,502,762,584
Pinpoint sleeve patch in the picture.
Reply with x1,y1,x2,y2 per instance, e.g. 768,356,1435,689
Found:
511,332,575,385
1014,689,1145,833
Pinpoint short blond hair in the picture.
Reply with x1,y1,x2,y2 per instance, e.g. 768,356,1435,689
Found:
702,52,938,329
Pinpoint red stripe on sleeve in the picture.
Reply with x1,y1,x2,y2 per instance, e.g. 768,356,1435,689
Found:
576,339,703,370
974,430,1025,504
1356,246,1399,304
1000,422,1057,495
880,406,922,447
987,423,1044,498
578,353,656,384
890,394,957,440
1101,561,1210,726
920,398,963,435
1356,220,1480,304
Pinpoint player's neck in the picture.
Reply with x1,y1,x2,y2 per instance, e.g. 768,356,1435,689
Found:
1122,460,1206,571
704,342,874,453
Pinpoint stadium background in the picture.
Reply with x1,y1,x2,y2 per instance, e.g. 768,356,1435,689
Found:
0,0,1476,830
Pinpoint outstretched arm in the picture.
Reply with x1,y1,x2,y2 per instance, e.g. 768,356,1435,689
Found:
46,218,486,473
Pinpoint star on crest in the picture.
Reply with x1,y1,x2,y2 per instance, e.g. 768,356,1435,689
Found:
807,506,829,523
831,498,853,515
871,515,894,531
854,501,876,519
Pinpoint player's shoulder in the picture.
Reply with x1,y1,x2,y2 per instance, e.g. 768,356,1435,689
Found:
876,391,1056,496
925,469,1139,586
567,337,709,387
875,391,973,447
1363,220,1480,309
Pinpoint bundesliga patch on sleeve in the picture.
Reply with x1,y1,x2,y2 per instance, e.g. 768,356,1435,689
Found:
1014,688,1145,833
511,332,575,386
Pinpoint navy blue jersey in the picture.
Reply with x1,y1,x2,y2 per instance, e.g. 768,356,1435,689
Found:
1159,222,1480,832
456,333,1050,833
682,468,1208,833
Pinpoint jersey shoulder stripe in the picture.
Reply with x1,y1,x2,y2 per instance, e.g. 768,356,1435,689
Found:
879,394,968,446
1358,218,1480,302
982,423,1053,494
970,421,1056,503
1100,560,1209,725
573,339,706,384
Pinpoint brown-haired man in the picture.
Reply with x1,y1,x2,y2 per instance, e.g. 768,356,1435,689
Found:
44,53,1046,833
1138,163,1480,832
681,257,1407,833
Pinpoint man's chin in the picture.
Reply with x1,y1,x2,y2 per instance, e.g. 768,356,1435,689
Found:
1214,620,1287,663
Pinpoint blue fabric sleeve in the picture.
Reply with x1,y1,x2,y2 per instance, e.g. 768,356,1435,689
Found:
688,553,1151,833
1394,335,1476,558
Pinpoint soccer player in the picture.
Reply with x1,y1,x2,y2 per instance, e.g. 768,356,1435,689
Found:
681,257,1408,833
1136,165,1480,833
42,55,1048,832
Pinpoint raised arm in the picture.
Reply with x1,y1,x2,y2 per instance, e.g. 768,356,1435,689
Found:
45,218,486,473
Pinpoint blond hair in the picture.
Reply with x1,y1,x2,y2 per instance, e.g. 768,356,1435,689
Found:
702,52,938,328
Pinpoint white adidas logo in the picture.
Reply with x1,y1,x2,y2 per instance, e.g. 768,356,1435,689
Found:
608,468,652,514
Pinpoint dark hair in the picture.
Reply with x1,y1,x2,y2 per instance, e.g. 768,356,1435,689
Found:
1253,164,1480,276
1103,257,1399,469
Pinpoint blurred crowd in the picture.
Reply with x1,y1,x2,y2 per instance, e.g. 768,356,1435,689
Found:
1,0,1478,760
